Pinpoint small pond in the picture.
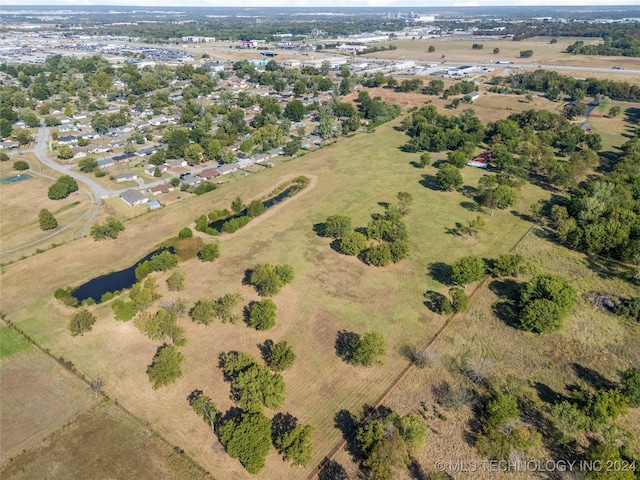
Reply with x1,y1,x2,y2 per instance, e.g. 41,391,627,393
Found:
72,248,171,303
209,185,298,232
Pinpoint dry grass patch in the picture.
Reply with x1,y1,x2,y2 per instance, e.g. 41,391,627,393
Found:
1,402,213,480
2,116,551,479
0,346,98,465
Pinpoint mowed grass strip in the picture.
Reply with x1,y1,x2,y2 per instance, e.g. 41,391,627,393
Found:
0,326,31,359
4,115,549,479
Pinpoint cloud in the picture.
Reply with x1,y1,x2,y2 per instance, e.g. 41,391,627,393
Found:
453,2,480,6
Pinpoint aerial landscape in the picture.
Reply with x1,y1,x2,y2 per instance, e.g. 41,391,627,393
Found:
0,3,639,480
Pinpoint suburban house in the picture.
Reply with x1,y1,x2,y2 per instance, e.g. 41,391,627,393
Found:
97,158,115,169
58,124,80,133
144,164,168,175
198,168,220,180
120,189,149,206
301,135,322,149
468,92,480,102
57,135,78,145
180,175,202,187
467,150,492,169
149,184,175,195
166,159,188,168
217,163,239,175
113,172,138,183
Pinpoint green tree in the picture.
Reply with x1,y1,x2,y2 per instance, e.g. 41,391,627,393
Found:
293,81,307,97
146,344,184,389
231,196,244,214
550,401,588,444
247,299,277,330
275,424,313,467
57,146,74,160
69,308,97,336
481,184,518,215
178,227,192,238
284,99,305,121
266,340,296,372
449,287,469,313
608,106,621,118
213,293,243,324
364,243,393,267
519,50,533,58
48,175,78,200
428,45,436,52
351,331,386,367
90,216,125,240
396,191,413,215
389,240,409,263
166,271,185,292
189,391,218,432
198,243,220,262
190,299,216,326
78,157,98,173
520,274,575,317
38,208,58,230
13,160,29,171
218,412,272,474
323,214,352,238
184,143,204,164
142,309,186,346
584,443,636,480
621,368,640,407
249,263,294,296
436,163,463,191
446,150,468,169
232,363,285,411
450,255,486,286
493,253,527,277
246,200,265,218
493,47,500,54
519,299,564,333
339,231,367,256
418,152,431,168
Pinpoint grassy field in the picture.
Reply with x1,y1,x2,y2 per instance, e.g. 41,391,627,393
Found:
0,327,31,359
2,93,635,479
1,109,547,479
341,227,640,480
1,402,213,480
0,345,98,465
362,36,640,70
0,153,92,263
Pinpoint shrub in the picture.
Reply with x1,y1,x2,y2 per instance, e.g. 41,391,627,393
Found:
449,287,469,313
451,255,486,286
178,227,193,238
350,331,386,367
265,340,296,372
389,240,409,263
221,216,250,233
323,215,352,238
38,208,57,230
13,160,29,171
247,200,266,218
198,243,220,262
166,271,185,291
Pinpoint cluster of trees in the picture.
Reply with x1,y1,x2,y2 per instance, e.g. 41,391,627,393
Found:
90,216,125,241
190,293,243,325
401,105,483,153
198,348,311,473
566,38,640,58
48,175,78,200
476,394,542,461
517,274,576,333
506,69,640,102
136,308,186,347
322,193,411,267
111,276,161,321
356,91,401,127
548,135,640,262
355,407,428,480
134,250,179,281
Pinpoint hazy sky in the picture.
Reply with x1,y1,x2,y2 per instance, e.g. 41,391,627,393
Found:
3,0,639,6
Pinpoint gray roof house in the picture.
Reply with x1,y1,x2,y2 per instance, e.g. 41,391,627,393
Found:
113,172,139,183
120,189,149,206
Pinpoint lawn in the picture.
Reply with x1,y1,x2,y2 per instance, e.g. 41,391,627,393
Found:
0,154,91,263
0,326,31,359
1,111,549,479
